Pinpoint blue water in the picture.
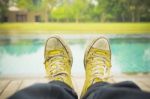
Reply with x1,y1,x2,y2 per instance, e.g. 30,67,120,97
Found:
0,36,150,77
111,38,150,73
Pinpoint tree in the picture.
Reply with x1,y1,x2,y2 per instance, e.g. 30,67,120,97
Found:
51,0,71,22
72,0,86,22
41,0,58,22
0,0,9,22
51,0,87,22
1,0,150,22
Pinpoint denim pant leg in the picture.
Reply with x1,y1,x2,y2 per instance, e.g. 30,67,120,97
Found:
82,81,150,99
9,81,78,99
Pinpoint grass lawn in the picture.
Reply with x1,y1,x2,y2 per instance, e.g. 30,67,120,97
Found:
0,23,150,34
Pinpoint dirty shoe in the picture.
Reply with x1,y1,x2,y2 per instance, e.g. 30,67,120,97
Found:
81,37,111,98
44,36,73,88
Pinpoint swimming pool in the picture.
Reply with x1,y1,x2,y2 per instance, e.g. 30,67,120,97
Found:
0,35,150,77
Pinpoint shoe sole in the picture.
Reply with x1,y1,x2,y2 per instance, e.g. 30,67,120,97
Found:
84,37,111,68
44,35,73,66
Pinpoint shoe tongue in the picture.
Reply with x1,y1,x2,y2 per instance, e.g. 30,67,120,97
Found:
94,49,109,55
49,50,62,54
47,50,63,57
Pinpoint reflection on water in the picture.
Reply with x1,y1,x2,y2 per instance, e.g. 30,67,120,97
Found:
0,37,150,77
0,39,43,56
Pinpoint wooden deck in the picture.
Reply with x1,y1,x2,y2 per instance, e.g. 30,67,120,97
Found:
0,74,150,99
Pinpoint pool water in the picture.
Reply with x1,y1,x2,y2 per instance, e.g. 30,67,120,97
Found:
0,36,150,77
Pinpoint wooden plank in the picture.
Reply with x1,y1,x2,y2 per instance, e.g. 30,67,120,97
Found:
0,80,10,95
0,74,149,98
19,80,38,90
108,76,116,83
139,79,150,88
121,75,150,91
19,78,49,90
113,77,150,92
36,78,49,83
73,76,84,97
130,79,150,91
136,79,150,92
0,80,22,99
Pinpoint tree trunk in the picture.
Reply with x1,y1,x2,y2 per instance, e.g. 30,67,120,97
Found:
100,13,106,22
131,12,135,22
121,13,125,22
75,16,79,23
45,12,48,22
44,7,48,22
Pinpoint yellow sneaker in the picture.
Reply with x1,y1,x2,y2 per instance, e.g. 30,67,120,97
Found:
44,36,74,88
81,37,111,98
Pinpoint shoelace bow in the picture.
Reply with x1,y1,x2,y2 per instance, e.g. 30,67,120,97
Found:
45,53,69,81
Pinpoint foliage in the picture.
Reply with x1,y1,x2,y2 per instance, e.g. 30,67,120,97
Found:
16,0,42,11
0,0,150,22
0,0,9,22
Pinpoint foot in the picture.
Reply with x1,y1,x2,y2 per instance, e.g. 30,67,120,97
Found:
81,37,111,97
44,35,73,88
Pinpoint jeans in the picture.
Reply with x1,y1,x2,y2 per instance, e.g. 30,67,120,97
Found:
9,81,150,99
